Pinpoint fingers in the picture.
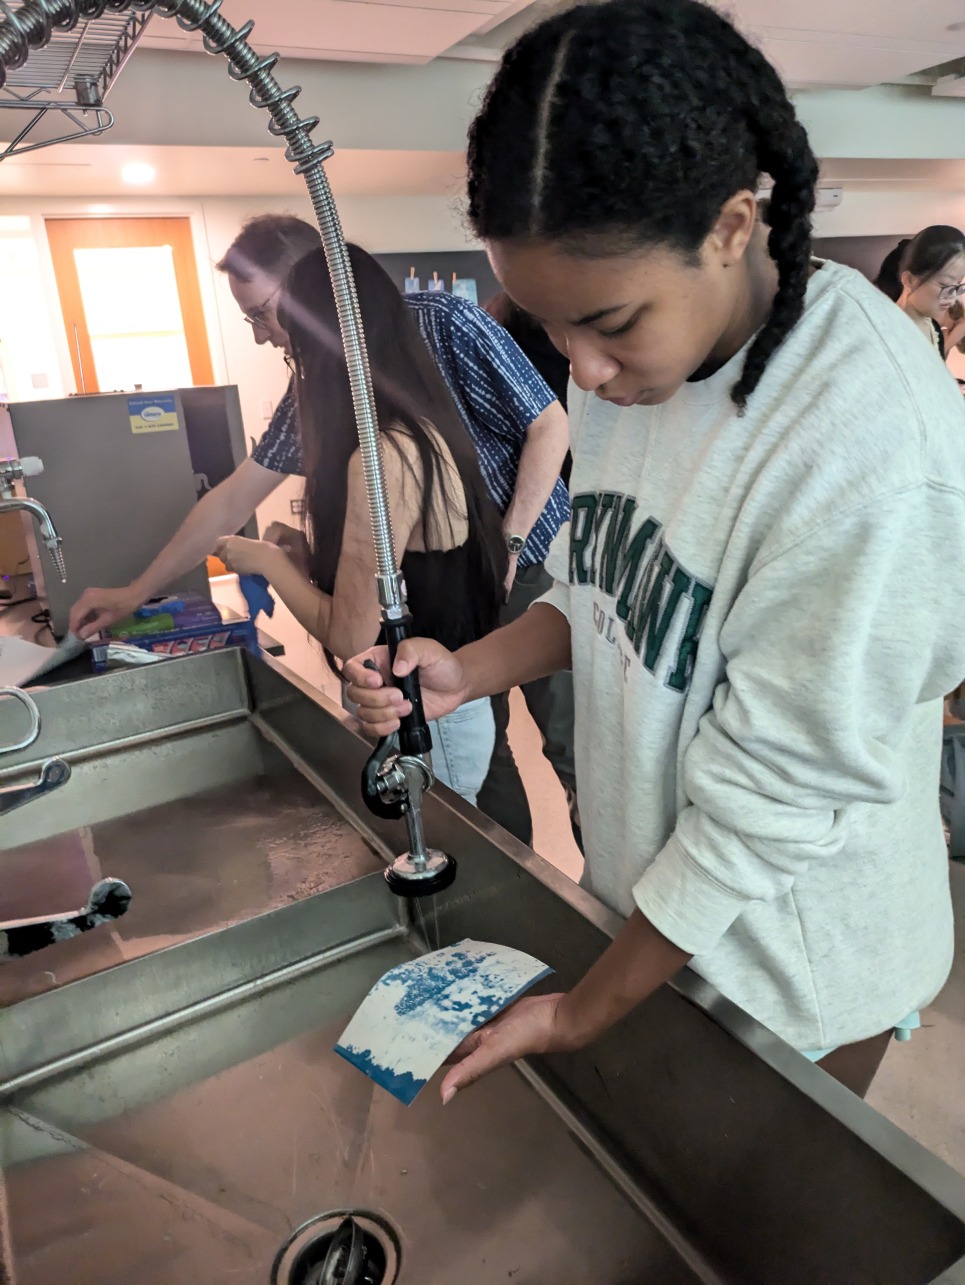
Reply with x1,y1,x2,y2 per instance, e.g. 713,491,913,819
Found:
391,637,447,678
67,601,89,636
350,692,409,737
262,522,295,554
439,1028,512,1103
343,649,406,734
77,609,111,641
342,648,391,687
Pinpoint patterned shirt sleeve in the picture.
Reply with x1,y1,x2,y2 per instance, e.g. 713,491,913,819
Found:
447,299,557,444
251,376,304,475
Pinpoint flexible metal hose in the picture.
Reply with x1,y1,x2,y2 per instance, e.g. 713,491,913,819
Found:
0,0,405,617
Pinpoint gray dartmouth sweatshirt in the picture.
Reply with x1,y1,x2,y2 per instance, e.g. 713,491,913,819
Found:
542,260,965,1051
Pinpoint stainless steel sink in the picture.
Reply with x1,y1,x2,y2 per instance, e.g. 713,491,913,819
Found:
2,650,964,1284
1,878,696,1285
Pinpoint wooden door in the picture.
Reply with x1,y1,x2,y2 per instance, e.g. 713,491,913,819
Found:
45,216,214,394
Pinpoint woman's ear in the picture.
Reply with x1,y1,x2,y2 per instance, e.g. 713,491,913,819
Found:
707,190,758,268
900,270,915,296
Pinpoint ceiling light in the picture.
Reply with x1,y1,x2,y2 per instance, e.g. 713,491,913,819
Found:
89,203,112,213
121,162,156,186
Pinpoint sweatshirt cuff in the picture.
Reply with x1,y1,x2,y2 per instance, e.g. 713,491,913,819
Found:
533,578,571,622
631,833,748,957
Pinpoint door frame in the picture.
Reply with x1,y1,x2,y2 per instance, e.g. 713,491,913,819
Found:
44,213,216,394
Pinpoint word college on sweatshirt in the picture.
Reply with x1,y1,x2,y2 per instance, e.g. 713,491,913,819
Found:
568,490,713,696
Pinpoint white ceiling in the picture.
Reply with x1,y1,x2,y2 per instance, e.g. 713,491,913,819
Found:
720,0,965,88
138,0,965,87
138,0,536,65
4,0,965,199
9,147,965,202
452,0,965,87
0,143,466,197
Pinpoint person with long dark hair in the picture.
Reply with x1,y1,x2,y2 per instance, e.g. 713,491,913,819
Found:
70,212,576,849
875,226,965,359
216,245,507,805
348,0,965,1100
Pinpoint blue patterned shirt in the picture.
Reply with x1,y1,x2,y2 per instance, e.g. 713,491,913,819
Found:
251,292,570,568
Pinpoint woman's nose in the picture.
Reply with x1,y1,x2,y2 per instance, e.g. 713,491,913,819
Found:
567,337,621,392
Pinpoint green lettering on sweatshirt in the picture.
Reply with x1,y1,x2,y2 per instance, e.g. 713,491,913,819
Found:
629,549,694,678
668,581,713,691
569,490,714,695
569,493,597,585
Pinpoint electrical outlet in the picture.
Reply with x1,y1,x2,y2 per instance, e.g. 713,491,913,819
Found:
290,498,305,518
261,399,273,420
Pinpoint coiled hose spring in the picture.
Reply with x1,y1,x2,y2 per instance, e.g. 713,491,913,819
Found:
0,0,405,619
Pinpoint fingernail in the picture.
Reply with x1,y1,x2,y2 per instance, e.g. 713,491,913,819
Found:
442,1087,457,1106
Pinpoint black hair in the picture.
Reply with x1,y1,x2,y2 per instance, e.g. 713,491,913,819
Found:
873,239,910,303
467,0,819,411
277,245,506,657
874,227,965,302
216,214,321,282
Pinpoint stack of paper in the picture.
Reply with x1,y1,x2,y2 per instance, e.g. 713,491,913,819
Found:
0,632,85,688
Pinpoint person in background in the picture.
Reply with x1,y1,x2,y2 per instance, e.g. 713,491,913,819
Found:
68,214,575,847
486,289,572,490
346,0,965,1103
214,245,506,805
485,292,571,410
874,226,965,359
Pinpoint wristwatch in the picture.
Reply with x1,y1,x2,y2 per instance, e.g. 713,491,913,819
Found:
506,533,526,555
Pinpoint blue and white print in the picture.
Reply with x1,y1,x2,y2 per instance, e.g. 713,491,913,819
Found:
335,939,553,1106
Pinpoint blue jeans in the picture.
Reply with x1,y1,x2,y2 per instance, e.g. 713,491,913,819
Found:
427,696,495,807
476,562,580,848
343,689,494,808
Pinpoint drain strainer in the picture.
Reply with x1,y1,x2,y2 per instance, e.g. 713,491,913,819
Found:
271,1209,401,1285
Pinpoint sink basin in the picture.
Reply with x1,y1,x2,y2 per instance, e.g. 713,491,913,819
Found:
2,650,965,1283
0,878,699,1285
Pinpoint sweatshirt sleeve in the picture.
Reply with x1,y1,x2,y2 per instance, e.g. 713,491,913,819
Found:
633,481,965,956
535,520,572,621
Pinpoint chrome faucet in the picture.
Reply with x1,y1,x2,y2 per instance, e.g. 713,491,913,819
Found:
0,456,66,583
0,688,131,961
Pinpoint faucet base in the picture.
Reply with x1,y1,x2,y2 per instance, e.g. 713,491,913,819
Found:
1,877,132,960
384,850,456,898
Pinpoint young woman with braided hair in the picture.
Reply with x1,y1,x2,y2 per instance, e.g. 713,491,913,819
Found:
347,0,965,1099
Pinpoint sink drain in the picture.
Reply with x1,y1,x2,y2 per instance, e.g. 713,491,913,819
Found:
271,1209,401,1285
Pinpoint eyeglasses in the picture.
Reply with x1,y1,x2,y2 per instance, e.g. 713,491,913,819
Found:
242,284,281,329
936,282,965,302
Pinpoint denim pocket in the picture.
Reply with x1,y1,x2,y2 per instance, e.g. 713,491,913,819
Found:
430,697,496,807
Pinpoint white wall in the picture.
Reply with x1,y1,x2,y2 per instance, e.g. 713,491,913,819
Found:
812,190,965,239
797,86,965,161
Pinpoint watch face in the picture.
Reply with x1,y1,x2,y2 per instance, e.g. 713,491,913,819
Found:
507,535,526,555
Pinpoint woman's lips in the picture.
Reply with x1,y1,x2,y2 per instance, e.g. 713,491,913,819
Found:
600,392,647,407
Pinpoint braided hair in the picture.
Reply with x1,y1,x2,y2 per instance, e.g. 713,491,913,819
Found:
467,0,819,411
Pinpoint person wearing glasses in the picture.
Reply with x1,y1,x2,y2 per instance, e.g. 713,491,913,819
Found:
874,226,965,361
68,214,575,845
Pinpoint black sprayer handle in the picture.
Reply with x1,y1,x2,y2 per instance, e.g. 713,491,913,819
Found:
380,615,432,757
